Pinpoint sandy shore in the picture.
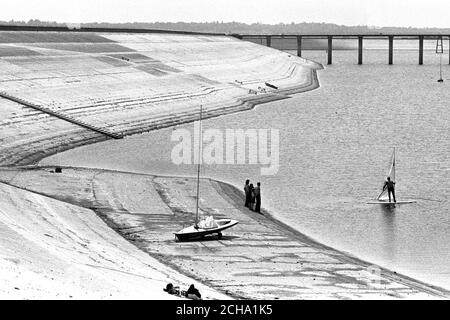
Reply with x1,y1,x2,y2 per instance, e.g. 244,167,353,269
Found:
1,166,448,299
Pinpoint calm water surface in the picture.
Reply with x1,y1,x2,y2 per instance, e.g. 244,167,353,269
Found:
43,50,450,289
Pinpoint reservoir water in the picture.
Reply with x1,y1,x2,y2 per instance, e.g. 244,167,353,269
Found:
42,48,450,290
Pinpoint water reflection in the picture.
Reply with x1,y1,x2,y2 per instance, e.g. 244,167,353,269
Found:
380,203,396,214
380,204,396,264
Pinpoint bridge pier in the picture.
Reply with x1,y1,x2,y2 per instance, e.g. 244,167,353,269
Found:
266,35,271,47
388,36,394,65
419,36,424,65
327,36,333,65
297,35,302,57
358,36,363,65
238,33,450,66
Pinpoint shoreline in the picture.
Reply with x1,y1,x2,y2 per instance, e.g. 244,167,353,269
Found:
1,30,446,299
1,165,448,299
213,178,450,297
1,61,448,297
0,36,446,297
0,65,322,167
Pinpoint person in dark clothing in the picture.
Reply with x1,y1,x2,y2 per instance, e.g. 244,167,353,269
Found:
186,284,202,300
254,182,261,213
249,183,255,210
163,283,179,295
244,179,251,207
382,176,396,203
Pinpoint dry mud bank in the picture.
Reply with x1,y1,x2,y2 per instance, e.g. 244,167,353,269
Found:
1,166,448,299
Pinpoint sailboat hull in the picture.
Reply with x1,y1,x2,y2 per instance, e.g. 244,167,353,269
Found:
175,219,239,241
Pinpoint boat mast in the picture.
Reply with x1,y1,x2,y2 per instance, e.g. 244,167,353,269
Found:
195,105,203,228
393,147,395,181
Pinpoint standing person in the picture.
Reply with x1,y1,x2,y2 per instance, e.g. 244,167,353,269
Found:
254,182,261,213
244,179,251,207
249,183,255,210
382,176,396,203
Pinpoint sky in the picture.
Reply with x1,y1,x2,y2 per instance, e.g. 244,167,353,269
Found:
1,0,450,28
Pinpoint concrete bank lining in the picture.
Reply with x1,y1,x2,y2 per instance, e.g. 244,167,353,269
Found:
0,31,322,166
0,92,122,139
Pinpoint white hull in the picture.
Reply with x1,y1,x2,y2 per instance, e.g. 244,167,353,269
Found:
175,219,239,241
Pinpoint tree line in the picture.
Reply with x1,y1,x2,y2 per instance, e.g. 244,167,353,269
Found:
2,19,450,35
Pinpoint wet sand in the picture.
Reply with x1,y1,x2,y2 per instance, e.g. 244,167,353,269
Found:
1,166,448,299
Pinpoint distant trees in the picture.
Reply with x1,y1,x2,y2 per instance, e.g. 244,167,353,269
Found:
2,19,65,27
1,19,449,35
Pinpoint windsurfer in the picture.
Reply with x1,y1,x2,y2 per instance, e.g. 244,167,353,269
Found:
382,176,396,203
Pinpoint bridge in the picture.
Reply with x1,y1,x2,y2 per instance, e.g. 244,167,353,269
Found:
1,25,448,65
233,34,450,65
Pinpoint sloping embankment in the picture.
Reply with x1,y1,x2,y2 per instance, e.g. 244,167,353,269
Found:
1,31,448,300
0,31,321,166
0,30,323,299
1,167,448,299
0,168,230,299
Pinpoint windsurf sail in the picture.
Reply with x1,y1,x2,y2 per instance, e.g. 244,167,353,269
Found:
377,148,396,201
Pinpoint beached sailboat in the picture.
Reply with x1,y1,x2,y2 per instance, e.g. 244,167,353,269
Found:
367,148,416,205
174,105,238,241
